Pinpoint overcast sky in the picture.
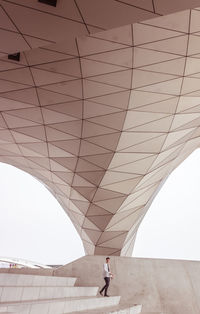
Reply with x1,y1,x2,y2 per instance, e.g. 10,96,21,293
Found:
1,149,200,265
133,148,200,261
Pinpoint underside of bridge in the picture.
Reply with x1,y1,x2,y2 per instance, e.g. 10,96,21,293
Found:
0,0,200,256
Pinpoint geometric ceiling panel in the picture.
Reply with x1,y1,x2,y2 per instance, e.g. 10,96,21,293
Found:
1,0,200,257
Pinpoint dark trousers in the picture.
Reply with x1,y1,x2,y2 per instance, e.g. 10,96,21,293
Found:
100,277,110,296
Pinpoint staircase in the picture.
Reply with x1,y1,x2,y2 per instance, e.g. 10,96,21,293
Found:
0,273,142,313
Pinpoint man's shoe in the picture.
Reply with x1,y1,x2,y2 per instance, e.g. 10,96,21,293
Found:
99,291,103,296
104,295,109,297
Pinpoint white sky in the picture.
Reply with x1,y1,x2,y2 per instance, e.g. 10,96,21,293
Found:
0,164,84,265
133,148,200,261
1,149,200,265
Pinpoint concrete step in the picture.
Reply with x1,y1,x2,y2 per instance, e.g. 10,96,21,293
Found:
0,286,98,302
72,303,142,313
0,273,76,287
0,296,121,314
0,307,15,313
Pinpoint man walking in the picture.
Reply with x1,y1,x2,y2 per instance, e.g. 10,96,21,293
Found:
99,257,112,297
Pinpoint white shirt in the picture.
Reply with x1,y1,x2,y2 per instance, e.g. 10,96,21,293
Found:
103,263,111,278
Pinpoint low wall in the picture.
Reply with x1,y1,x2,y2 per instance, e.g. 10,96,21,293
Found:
0,268,53,276
54,256,200,314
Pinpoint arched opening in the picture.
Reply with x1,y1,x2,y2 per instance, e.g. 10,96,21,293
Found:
133,148,200,261
0,163,84,265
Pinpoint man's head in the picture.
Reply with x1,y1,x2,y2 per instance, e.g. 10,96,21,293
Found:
106,257,110,263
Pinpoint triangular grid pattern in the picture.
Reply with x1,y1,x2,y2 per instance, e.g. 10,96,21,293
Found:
0,1,200,256
0,0,199,56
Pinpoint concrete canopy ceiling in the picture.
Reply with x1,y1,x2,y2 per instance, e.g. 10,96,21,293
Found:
0,0,200,256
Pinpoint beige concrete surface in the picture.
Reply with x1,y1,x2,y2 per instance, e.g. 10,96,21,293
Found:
1,256,200,313
0,286,99,302
74,304,142,314
0,268,53,276
0,296,121,314
54,256,200,314
0,273,76,286
0,272,122,313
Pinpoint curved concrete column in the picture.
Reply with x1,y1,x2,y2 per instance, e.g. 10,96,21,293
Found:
0,1,200,256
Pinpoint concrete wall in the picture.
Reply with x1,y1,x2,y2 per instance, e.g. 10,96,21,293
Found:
54,256,200,314
0,268,53,276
